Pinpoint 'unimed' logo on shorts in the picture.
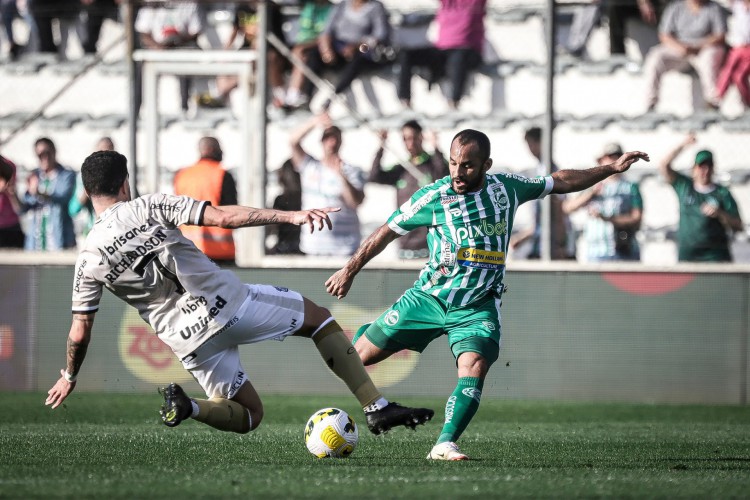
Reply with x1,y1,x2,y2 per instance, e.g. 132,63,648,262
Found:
384,310,399,326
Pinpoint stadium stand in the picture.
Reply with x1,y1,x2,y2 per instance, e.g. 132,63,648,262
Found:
1,0,748,264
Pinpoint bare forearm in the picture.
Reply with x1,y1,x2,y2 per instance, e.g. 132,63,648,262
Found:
67,315,93,377
216,206,293,229
719,211,743,232
338,176,365,208
552,165,617,194
344,224,398,276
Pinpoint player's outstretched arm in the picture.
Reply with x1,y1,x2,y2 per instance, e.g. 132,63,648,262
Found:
551,151,649,194
326,224,400,299
203,205,340,233
45,313,94,409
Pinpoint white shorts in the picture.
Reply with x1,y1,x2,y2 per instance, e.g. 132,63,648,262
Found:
182,284,305,399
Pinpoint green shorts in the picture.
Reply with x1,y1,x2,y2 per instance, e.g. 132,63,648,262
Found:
354,288,501,365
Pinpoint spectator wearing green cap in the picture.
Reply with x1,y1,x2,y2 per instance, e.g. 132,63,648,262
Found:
659,133,744,262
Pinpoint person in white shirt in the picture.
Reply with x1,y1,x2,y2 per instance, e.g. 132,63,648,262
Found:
45,150,433,437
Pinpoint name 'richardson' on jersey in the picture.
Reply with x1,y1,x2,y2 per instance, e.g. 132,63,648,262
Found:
71,193,250,359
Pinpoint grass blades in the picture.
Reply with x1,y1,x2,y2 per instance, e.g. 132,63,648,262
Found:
1,392,749,498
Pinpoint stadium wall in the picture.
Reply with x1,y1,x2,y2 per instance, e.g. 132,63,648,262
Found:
1,265,747,405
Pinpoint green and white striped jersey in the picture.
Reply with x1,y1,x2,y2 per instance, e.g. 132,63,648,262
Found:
387,173,553,306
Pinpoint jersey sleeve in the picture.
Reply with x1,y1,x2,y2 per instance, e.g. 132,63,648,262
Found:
146,193,208,228
386,183,442,234
71,253,102,315
512,174,553,204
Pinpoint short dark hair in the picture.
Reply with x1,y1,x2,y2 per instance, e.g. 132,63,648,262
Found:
451,129,491,161
524,126,541,143
402,119,422,133
34,137,56,153
81,150,129,196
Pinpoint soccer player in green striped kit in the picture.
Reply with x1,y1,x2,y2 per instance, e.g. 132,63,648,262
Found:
326,129,649,460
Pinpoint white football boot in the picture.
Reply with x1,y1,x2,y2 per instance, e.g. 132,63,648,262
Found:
426,441,469,461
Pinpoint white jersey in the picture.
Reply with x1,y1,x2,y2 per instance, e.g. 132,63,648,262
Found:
72,193,250,359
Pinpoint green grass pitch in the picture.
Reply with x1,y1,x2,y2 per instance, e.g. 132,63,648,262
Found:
1,392,749,498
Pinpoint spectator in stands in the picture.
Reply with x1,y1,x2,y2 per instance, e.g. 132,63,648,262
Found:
80,0,120,55
69,136,113,242
314,0,393,99
197,1,287,109
563,143,643,261
290,112,365,256
368,120,448,259
21,137,76,251
135,1,204,114
28,0,80,54
283,0,334,110
716,0,750,109
0,155,24,248
563,0,664,58
1,0,23,59
267,159,303,255
173,136,237,264
658,134,744,262
396,0,486,110
509,127,576,260
643,0,726,112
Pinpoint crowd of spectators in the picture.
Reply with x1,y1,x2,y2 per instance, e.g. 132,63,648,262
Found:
2,0,749,113
0,1,747,262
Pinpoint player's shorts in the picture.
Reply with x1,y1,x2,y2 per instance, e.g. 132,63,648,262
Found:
181,283,304,399
357,288,501,365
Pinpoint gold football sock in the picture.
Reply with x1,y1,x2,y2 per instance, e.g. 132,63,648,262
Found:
193,398,252,434
312,320,382,407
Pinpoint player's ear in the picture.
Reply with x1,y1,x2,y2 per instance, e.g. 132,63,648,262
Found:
483,158,493,173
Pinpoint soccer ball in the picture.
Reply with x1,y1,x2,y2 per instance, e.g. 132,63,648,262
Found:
304,407,359,458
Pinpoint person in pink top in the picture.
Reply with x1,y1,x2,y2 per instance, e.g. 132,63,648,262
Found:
716,0,750,107
396,0,486,110
0,155,24,248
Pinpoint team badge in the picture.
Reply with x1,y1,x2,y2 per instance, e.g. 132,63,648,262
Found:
384,310,399,326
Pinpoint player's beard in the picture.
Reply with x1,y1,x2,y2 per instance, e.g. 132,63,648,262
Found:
452,174,483,194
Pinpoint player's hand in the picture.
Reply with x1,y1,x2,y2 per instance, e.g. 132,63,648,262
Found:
612,151,649,173
294,207,340,233
45,369,76,409
683,133,697,147
325,268,354,299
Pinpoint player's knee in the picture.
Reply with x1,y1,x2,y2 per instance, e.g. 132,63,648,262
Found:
354,342,375,366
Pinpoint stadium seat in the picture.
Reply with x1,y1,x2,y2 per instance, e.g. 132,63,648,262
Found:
41,112,89,129
0,112,36,129
567,113,619,130
490,7,539,24
619,113,673,131
85,113,127,130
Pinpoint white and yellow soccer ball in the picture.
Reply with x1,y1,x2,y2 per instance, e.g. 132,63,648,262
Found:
304,408,359,458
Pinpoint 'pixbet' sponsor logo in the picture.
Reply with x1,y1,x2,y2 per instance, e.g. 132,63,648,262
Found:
454,218,508,242
177,295,228,340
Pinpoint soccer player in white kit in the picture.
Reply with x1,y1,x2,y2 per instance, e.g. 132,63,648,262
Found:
45,150,433,436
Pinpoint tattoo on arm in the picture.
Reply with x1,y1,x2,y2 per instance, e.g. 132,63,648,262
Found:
67,315,93,376
244,209,280,226
66,337,89,377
